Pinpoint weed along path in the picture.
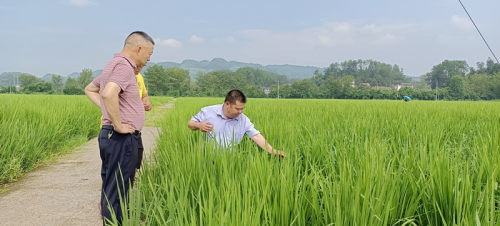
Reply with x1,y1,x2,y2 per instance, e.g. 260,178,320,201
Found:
0,127,159,225
0,100,174,226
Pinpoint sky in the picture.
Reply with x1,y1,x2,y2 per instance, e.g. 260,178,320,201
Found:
0,0,499,77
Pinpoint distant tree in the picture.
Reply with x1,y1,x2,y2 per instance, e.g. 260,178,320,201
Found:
63,86,85,95
19,73,42,87
312,69,323,86
144,65,191,96
77,68,93,89
164,67,190,96
65,77,79,88
425,60,469,89
339,75,355,99
0,86,18,93
289,79,314,98
64,77,83,94
465,73,497,100
235,67,288,88
51,74,64,94
144,64,168,96
448,75,465,100
322,59,408,86
485,58,500,75
324,77,341,98
196,70,243,97
493,73,500,99
21,82,52,94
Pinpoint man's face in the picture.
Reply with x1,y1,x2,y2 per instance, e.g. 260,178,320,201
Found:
137,43,154,68
225,101,245,119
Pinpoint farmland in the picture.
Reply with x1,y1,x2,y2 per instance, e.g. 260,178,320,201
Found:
1,95,499,225
125,98,499,225
0,95,170,185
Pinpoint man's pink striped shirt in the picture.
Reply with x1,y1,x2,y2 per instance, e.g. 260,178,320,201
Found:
92,53,145,131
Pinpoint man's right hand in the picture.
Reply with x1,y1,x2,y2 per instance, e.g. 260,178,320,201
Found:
114,123,135,134
198,122,213,132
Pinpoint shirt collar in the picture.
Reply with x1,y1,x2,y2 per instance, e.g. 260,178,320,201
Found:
216,104,239,121
114,53,137,69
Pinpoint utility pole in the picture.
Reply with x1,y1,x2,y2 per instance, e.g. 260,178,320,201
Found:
435,80,439,101
10,74,13,93
277,80,280,99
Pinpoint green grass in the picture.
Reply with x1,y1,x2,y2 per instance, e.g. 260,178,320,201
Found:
0,94,172,186
0,94,101,185
121,98,499,225
145,96,174,127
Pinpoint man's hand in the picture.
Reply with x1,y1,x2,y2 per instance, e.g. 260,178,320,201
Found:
142,95,152,111
144,102,152,111
114,123,135,134
198,122,213,132
275,150,287,158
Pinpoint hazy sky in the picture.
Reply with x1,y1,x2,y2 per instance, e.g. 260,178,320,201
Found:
1,0,499,77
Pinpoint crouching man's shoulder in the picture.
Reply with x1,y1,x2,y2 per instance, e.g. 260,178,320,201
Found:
200,104,222,113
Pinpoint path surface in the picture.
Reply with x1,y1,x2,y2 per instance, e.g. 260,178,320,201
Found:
0,127,160,226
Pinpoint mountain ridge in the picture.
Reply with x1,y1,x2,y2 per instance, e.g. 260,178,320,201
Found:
0,58,323,87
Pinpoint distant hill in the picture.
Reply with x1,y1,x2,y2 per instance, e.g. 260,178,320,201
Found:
0,59,321,87
0,70,104,87
149,58,322,80
0,72,22,87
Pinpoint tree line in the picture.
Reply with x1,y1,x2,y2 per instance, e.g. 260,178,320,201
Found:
0,68,92,95
2,59,500,100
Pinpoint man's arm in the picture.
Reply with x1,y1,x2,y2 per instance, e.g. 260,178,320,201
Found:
251,134,286,157
141,93,152,111
102,82,134,134
188,120,213,132
84,82,101,107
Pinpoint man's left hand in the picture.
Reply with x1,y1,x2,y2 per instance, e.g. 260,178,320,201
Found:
144,102,152,111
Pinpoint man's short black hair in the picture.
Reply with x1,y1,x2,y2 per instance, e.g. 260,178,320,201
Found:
224,89,246,104
125,31,155,46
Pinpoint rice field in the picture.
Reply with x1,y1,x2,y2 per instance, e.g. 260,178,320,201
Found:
0,94,100,184
0,94,171,186
123,98,500,225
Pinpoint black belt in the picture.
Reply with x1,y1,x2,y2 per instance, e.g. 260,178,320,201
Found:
102,125,141,135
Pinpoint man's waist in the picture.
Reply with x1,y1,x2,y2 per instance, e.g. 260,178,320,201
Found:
101,117,144,131
102,125,141,136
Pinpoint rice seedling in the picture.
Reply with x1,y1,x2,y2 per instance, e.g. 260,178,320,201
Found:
111,98,500,225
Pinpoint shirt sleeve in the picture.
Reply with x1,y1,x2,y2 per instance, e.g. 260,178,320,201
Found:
92,75,101,88
107,63,134,91
191,108,206,122
245,117,260,138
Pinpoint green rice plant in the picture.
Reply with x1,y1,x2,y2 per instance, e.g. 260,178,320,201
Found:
145,96,173,126
121,98,500,225
0,94,101,185
0,95,172,186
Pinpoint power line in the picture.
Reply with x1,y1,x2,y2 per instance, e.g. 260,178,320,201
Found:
458,0,499,63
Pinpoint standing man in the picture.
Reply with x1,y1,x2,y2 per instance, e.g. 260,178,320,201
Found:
188,89,286,157
84,31,154,224
97,64,152,170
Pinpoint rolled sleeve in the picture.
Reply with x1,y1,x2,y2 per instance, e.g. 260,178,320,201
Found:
245,118,260,138
92,76,101,88
191,109,206,122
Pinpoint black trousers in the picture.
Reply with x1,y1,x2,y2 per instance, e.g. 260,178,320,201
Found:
98,126,138,224
136,134,144,169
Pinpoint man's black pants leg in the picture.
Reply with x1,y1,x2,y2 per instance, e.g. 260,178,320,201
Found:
98,127,138,225
136,134,144,169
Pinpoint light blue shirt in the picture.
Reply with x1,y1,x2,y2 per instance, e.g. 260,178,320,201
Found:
191,104,260,148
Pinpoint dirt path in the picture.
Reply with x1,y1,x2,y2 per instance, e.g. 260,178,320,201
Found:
0,127,160,226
